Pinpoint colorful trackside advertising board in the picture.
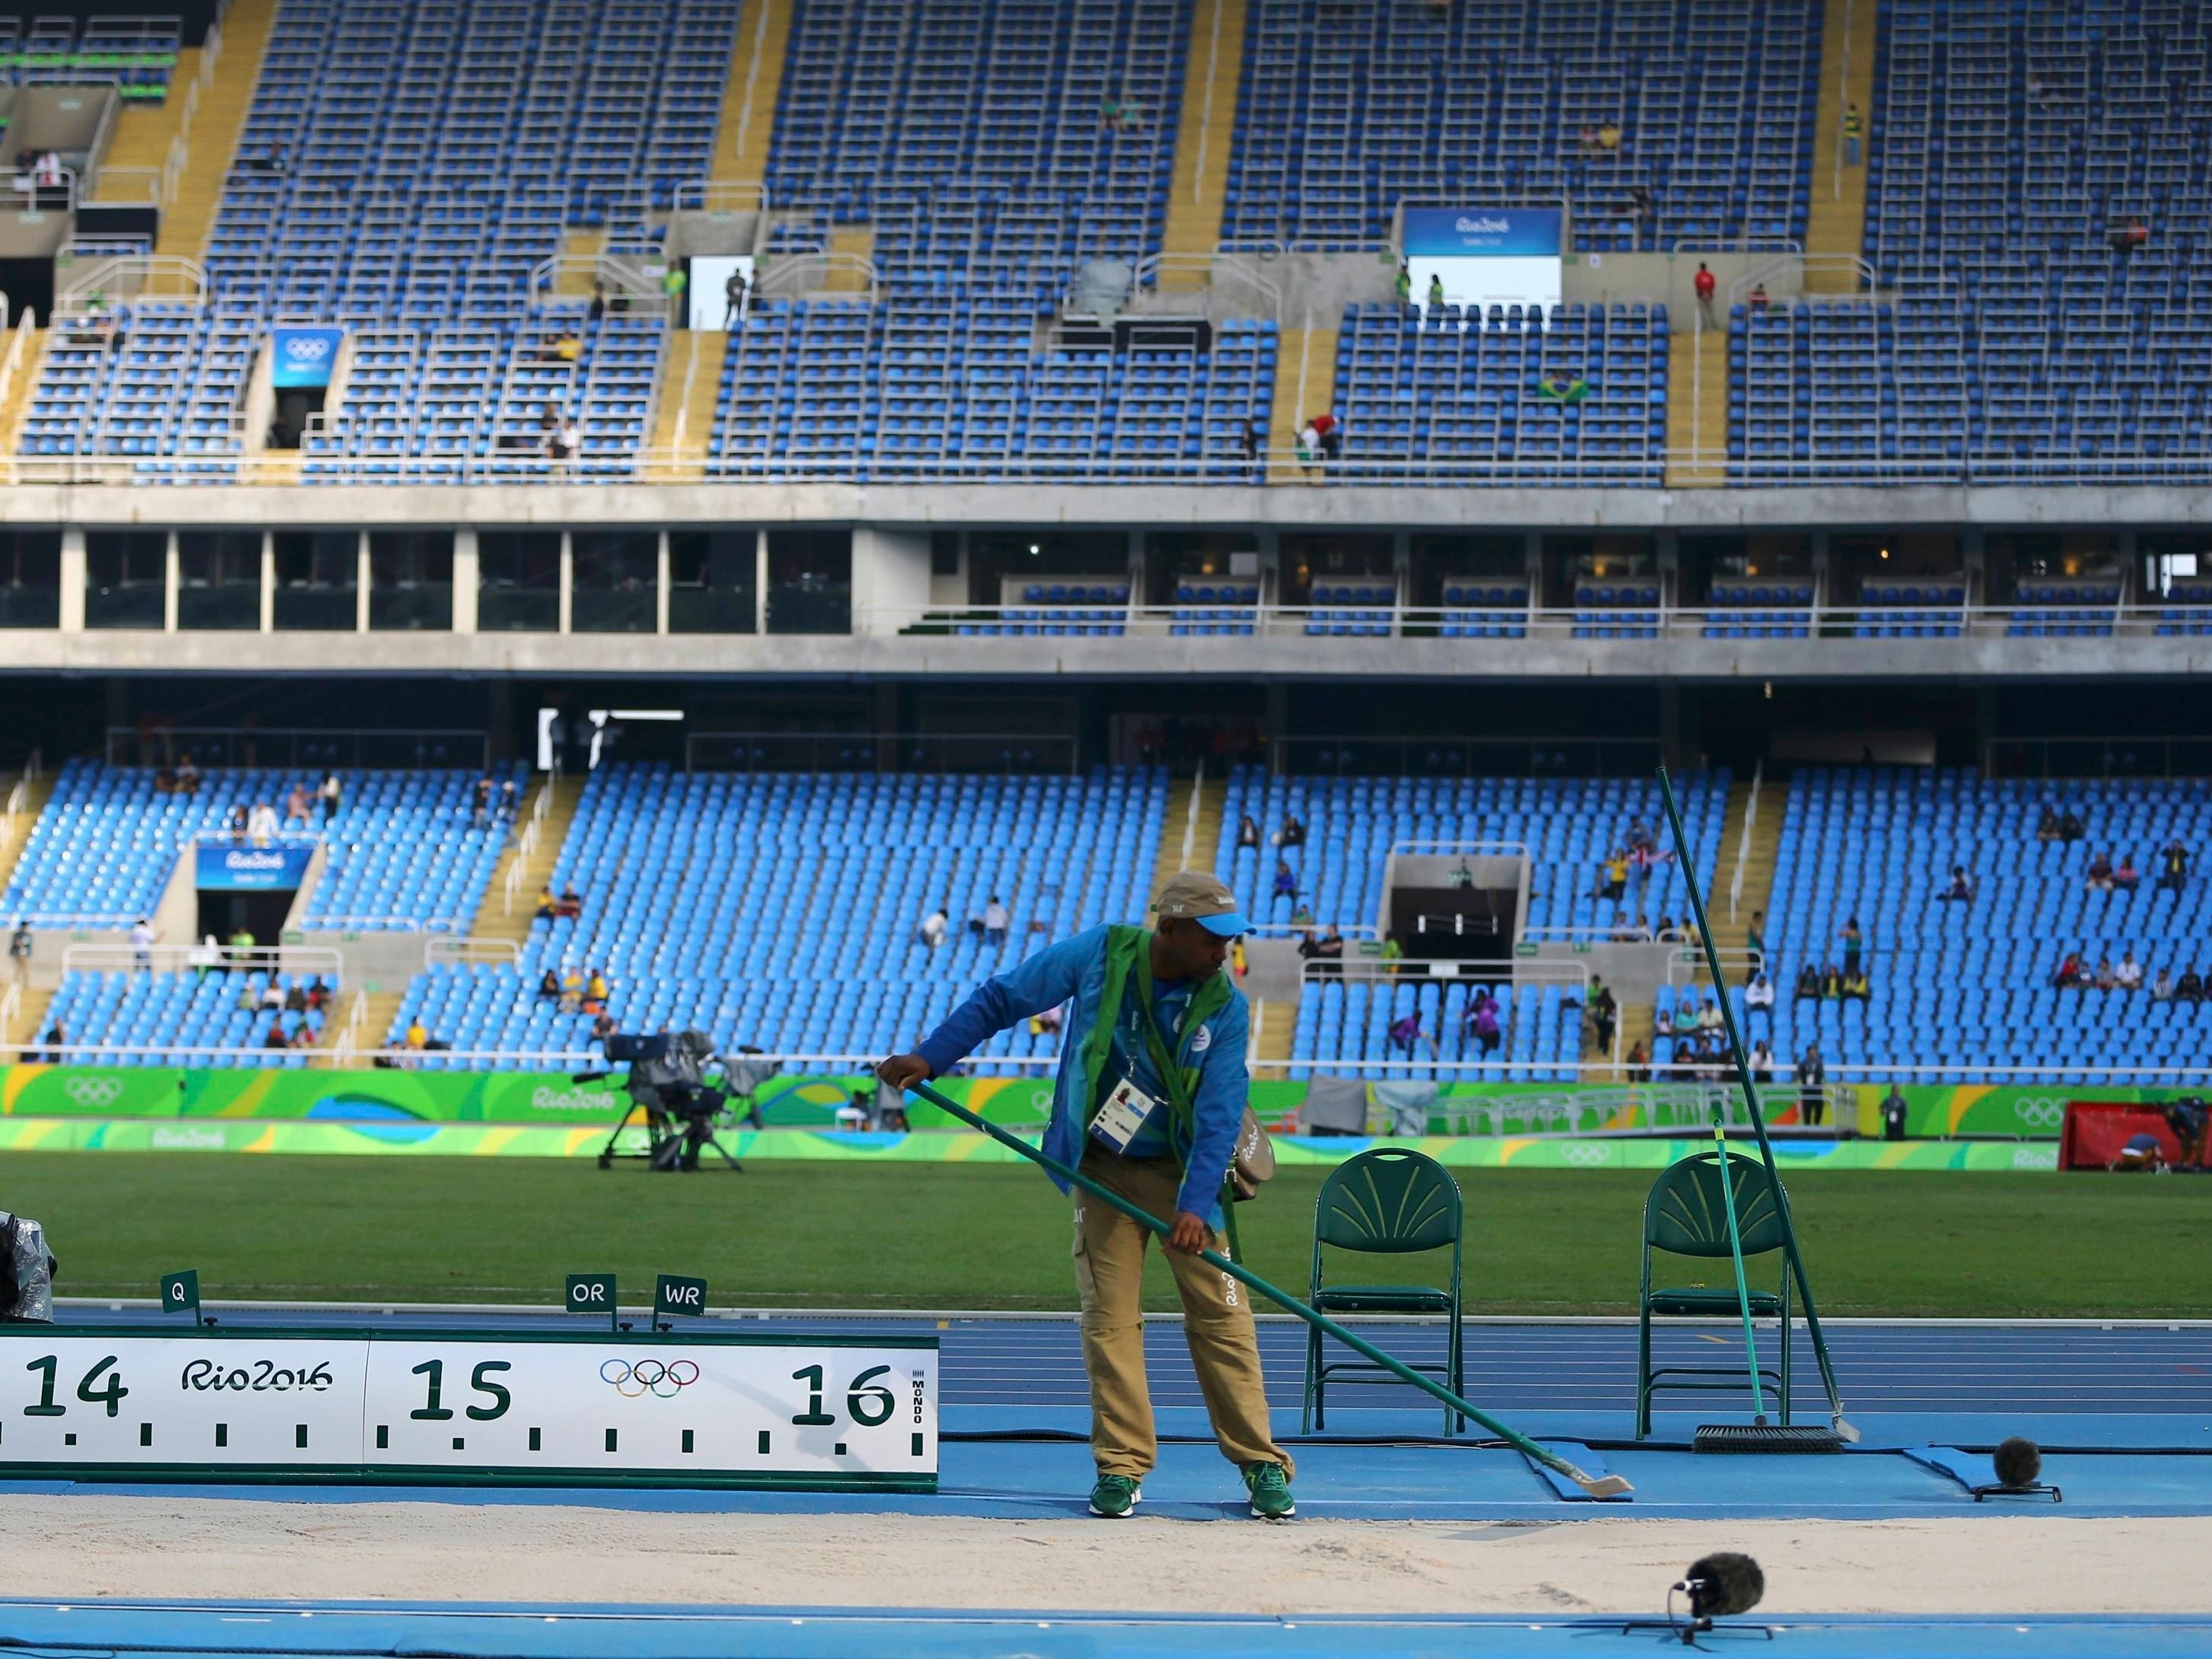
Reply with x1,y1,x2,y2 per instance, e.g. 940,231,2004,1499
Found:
1403,207,1564,313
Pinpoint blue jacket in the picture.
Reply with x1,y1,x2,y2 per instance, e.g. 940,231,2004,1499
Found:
915,924,1251,1222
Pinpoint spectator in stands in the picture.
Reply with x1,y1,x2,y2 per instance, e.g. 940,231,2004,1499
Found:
1843,965,1871,1001
1229,936,1247,981
1596,119,1621,158
285,782,311,826
2179,966,2206,1004
2152,967,2176,1002
662,264,687,324
1100,94,1121,130
499,779,518,823
1427,272,1445,309
1746,969,1775,1031
130,917,156,972
1628,185,1654,241
1394,263,1411,306
578,969,605,1014
2093,956,2117,992
2058,807,2085,842
284,979,308,1015
1743,908,1766,976
1940,865,1974,903
226,802,250,841
2114,851,2139,893
1387,1008,1434,1059
472,778,493,831
403,1015,429,1061
265,1018,290,1052
983,895,1009,948
226,926,255,963
1818,962,1843,1000
1236,813,1260,850
724,266,749,327
1881,1083,1909,1141
1694,263,1718,329
1839,917,1865,978
2110,218,2150,255
1315,923,1345,974
1796,1044,1826,1126
2117,950,2145,991
2051,948,2084,989
1748,1038,1776,1084
320,772,341,823
2036,803,2061,841
1843,103,1864,166
558,967,583,1013
1241,417,1261,463
1626,1038,1651,1082
1312,411,1341,460
176,753,201,794
1748,282,1770,312
1654,915,1684,943
2160,838,2190,897
1589,980,1618,1055
306,976,331,1012
551,416,581,469
1578,123,1600,158
1272,858,1298,902
538,331,581,364
38,1017,66,1063
1289,898,1314,927
1608,910,1642,942
2085,849,2114,892
1280,812,1305,848
538,967,561,1002
260,977,285,1014
1295,419,1320,469
8,919,28,989
535,882,558,920
588,281,607,324
919,905,949,950
1600,847,1628,900
248,800,279,845
555,881,583,919
1470,995,1502,1058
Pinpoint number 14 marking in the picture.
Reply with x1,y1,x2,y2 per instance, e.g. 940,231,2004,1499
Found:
23,1355,129,1417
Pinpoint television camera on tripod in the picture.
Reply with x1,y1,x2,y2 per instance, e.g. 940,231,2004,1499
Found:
581,1030,779,1172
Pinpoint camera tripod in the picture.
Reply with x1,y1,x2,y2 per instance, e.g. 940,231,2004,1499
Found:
584,1071,746,1172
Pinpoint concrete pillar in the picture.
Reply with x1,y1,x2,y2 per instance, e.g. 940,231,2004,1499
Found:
356,532,370,632
163,530,178,632
656,530,670,634
258,530,275,632
753,528,769,634
452,530,479,634
486,681,513,765
851,527,929,637
58,528,84,631
558,531,574,634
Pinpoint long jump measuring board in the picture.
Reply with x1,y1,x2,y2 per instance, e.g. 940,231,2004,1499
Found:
0,1325,937,1490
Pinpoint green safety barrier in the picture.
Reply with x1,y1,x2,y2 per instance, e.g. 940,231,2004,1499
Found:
0,1065,2171,1146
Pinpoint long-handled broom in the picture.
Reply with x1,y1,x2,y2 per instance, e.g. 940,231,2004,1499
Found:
1657,766,1858,1443
904,1077,1633,1499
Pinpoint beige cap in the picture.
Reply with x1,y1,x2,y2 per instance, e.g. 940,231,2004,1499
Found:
1153,869,1250,936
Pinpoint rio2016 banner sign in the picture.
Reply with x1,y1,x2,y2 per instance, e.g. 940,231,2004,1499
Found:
0,1326,936,1489
1402,206,1565,313
195,844,317,890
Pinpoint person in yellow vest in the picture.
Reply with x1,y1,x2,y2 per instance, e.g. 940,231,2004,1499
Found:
1844,103,1864,166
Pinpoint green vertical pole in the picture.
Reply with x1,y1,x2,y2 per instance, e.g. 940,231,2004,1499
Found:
1657,765,1857,1440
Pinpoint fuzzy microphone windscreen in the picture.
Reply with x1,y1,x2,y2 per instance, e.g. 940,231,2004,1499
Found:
1993,1437,2043,1489
1684,1552,1766,1620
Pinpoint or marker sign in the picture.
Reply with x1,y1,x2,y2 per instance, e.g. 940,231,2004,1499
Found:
565,1272,616,1318
655,1275,708,1319
160,1270,200,1322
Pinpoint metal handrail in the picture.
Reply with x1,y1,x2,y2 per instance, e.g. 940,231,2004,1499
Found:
424,936,522,969
60,943,344,976
1729,759,1762,924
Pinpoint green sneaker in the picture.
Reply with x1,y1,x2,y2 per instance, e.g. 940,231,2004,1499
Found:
1088,1473,1142,1518
1243,1460,1296,1519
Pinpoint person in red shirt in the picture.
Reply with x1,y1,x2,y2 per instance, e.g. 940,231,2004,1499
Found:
1694,262,1717,329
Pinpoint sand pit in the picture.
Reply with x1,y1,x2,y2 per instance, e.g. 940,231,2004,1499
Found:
5,1496,2210,1615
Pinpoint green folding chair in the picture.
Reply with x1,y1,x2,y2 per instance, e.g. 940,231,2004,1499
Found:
1300,1147,1464,1434
1636,1149,1794,1437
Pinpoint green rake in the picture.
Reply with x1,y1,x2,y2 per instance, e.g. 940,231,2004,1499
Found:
904,1077,1633,1500
1657,765,1859,1446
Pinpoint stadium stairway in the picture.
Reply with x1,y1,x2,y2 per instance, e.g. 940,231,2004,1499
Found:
0,329,46,451
1150,769,1226,913
1707,772,1785,965
557,230,607,298
0,767,58,1057
343,986,408,1066
822,226,875,291
1665,324,1729,487
709,0,792,200
1269,322,1337,481
88,35,209,206
469,773,587,947
1158,0,1247,287
1803,0,1878,291
652,330,730,476
153,0,279,260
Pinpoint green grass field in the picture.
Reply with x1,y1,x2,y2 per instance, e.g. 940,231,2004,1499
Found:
5,1153,2208,1317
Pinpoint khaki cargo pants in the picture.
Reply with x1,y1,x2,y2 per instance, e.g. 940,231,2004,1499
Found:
1073,1144,1293,1480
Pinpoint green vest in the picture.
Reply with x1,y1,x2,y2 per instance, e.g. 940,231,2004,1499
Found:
1075,923,1234,1165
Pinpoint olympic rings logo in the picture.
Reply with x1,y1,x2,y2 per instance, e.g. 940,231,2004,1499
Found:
66,1076,123,1105
2012,1098,2065,1130
1562,1143,1608,1167
599,1358,700,1397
